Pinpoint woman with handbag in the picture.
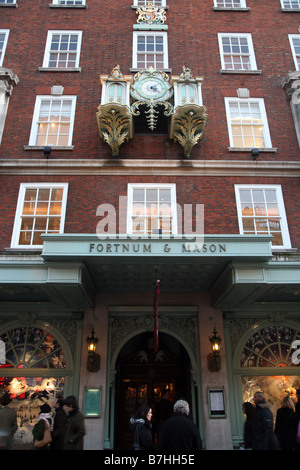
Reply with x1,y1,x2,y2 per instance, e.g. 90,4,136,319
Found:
130,404,155,450
32,404,53,450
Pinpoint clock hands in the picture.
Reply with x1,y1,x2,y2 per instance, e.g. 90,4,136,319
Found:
150,85,159,93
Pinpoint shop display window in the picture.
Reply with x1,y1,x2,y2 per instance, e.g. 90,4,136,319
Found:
0,326,66,448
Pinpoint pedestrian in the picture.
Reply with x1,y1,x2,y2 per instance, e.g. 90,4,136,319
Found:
295,389,300,420
241,401,255,449
130,404,155,450
63,395,86,450
252,391,278,450
157,399,202,451
295,389,300,450
32,403,53,450
275,395,299,450
0,393,17,450
153,388,173,437
50,397,67,450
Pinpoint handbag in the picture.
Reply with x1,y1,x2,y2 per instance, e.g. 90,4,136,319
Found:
33,422,52,448
132,424,142,450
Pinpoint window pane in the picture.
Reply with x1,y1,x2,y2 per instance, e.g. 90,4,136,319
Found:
237,187,287,247
17,186,66,246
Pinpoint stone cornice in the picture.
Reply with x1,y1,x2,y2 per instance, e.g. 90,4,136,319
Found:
0,159,300,177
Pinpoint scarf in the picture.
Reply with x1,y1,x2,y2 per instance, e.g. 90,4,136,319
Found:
38,412,54,431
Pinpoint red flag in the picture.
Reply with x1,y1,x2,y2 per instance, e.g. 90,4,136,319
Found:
154,280,160,354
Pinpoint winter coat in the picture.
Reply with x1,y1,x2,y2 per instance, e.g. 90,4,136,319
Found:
243,415,254,449
131,418,155,450
32,413,53,450
252,402,278,450
275,407,299,450
0,405,17,450
50,406,68,450
64,408,86,450
157,412,202,451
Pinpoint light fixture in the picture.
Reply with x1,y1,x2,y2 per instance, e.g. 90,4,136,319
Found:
251,148,259,160
86,328,100,372
207,327,222,372
44,146,51,158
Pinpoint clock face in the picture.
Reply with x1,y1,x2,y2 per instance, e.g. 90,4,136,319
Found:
135,76,169,101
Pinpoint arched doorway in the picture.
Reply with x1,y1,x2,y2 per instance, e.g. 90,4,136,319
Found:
115,332,192,450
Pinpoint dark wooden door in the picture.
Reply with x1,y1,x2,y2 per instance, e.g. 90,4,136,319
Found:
115,333,191,450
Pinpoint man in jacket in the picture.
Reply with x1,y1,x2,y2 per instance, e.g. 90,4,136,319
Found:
64,395,86,450
0,393,17,449
157,399,202,451
252,391,277,450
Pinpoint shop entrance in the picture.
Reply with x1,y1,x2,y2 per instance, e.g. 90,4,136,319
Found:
115,332,192,450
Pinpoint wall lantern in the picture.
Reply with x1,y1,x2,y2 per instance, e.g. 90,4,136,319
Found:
86,328,100,372
207,327,222,372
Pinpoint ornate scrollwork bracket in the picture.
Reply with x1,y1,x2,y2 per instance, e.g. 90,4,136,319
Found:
96,104,132,158
169,105,207,158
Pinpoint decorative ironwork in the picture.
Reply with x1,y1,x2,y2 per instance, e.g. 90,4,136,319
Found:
0,326,66,369
131,97,172,131
240,325,300,367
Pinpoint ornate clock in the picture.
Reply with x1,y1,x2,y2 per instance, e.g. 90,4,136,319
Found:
131,68,173,103
130,68,173,130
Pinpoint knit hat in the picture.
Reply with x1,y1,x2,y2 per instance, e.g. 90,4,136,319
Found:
0,393,12,406
40,403,51,413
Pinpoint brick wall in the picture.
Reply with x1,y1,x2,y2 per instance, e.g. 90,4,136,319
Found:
1,174,299,250
0,0,300,160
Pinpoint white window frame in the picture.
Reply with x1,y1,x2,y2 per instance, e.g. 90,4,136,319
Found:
218,33,257,72
11,183,69,249
224,97,272,149
214,0,247,8
52,0,86,4
0,0,17,4
132,31,169,70
127,183,177,236
28,95,77,148
235,185,291,250
0,29,9,66
42,31,82,70
281,0,300,9
289,34,300,71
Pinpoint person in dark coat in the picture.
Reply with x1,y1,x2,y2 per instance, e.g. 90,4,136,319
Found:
50,397,67,450
275,395,299,450
295,389,300,449
252,391,278,450
0,393,17,450
157,399,202,451
295,389,300,420
153,389,173,437
242,401,255,449
130,404,155,450
64,395,86,450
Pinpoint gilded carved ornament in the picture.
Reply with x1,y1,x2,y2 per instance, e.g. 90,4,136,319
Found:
136,2,167,24
96,65,207,158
